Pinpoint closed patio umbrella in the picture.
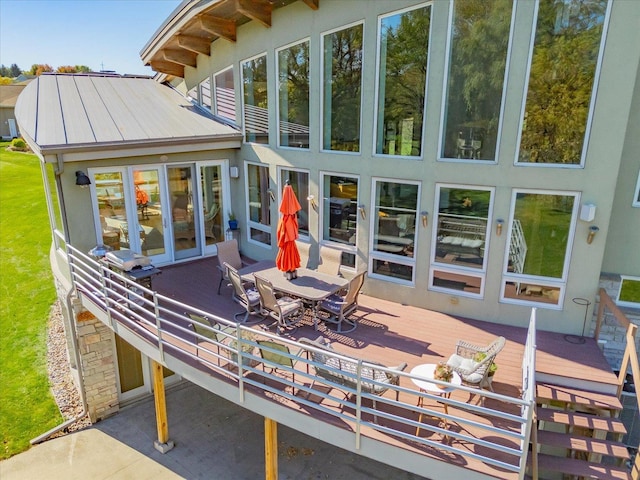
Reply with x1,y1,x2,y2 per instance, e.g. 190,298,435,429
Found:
276,181,302,279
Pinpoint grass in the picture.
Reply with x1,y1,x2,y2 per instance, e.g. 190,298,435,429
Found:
0,142,62,459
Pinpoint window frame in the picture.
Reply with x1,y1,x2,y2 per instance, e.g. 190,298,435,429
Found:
212,65,236,123
198,75,212,110
320,20,365,155
372,2,432,160
278,166,310,241
275,37,310,151
500,188,581,310
368,177,421,286
244,161,272,249
428,183,495,299
240,52,270,145
633,170,640,207
617,276,640,308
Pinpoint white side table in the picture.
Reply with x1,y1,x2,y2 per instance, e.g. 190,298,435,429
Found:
411,363,461,436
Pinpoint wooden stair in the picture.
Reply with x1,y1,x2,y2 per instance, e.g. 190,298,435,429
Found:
530,382,632,480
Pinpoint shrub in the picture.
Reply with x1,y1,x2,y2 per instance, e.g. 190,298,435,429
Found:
10,138,27,151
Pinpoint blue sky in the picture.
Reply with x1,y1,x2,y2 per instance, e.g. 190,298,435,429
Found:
0,0,182,76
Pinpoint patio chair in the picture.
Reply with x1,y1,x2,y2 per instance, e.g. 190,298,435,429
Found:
446,336,505,402
254,275,304,335
317,245,342,276
317,271,366,333
187,313,234,357
225,262,263,324
257,340,305,394
296,240,310,269
216,239,245,294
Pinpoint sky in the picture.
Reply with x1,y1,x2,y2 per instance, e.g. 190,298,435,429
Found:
0,0,183,76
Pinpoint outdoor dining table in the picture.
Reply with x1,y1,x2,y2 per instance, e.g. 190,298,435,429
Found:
239,264,348,330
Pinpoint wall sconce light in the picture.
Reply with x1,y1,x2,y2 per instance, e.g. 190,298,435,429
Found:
75,171,91,187
587,225,599,244
307,194,317,210
358,204,366,219
421,211,428,228
268,189,276,202
496,218,504,236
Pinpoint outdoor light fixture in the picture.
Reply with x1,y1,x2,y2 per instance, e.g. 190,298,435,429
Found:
75,171,91,187
587,225,599,244
496,219,504,236
421,211,429,227
307,194,317,210
358,204,366,219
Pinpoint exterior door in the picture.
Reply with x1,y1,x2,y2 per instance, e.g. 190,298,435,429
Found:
168,165,202,260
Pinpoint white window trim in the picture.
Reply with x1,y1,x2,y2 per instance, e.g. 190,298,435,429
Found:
240,52,269,146
319,171,360,259
319,20,365,156
513,0,612,168
617,275,640,308
428,183,495,299
500,188,581,309
372,2,431,160
633,170,640,207
244,161,272,249
368,177,421,286
275,37,311,151
278,166,310,241
212,65,236,122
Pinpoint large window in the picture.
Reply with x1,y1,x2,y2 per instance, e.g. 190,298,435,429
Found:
246,163,271,246
277,40,310,149
518,0,609,165
369,179,419,284
199,77,211,110
441,0,513,161
375,4,431,157
502,190,579,308
213,67,236,122
618,276,640,308
321,174,359,268
322,23,363,153
242,54,269,144
430,185,493,298
280,168,309,238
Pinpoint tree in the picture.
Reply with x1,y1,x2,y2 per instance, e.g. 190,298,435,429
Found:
9,64,21,77
28,64,53,75
0,77,12,85
56,65,92,73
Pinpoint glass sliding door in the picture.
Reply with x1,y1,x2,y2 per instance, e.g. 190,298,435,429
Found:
199,164,225,249
133,167,171,264
168,165,202,260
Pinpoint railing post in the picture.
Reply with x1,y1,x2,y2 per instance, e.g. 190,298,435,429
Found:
264,417,278,480
153,294,164,362
355,359,363,450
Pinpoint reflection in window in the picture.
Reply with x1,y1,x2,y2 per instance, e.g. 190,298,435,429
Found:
322,175,358,248
502,190,578,307
281,169,309,237
370,180,419,283
247,163,271,245
519,0,609,165
200,165,224,247
376,4,431,157
322,23,363,152
242,54,269,144
94,171,128,251
441,0,512,161
214,67,236,122
618,277,640,307
278,40,309,148
199,77,211,110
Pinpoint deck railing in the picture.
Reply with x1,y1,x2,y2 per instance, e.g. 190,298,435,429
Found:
66,244,535,478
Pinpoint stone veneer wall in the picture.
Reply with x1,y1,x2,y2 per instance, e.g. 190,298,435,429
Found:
75,308,119,422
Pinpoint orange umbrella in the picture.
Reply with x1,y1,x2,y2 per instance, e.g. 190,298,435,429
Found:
276,182,302,277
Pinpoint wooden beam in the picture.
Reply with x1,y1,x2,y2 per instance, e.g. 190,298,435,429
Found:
176,35,211,55
150,60,184,78
162,49,198,68
264,417,278,480
152,360,174,453
236,0,272,28
199,15,236,42
302,0,319,10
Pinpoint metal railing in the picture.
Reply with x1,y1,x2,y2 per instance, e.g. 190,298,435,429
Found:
66,244,536,478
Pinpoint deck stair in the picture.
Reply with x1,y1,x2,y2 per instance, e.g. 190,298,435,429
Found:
531,382,631,480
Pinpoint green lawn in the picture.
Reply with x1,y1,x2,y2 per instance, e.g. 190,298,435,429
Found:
0,143,62,459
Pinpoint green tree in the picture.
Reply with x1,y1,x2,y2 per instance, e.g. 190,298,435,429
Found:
28,64,53,75
9,63,21,77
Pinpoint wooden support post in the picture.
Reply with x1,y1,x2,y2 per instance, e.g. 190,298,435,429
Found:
264,417,278,480
152,360,174,453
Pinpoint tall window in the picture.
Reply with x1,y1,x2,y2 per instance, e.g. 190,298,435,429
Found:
518,0,609,165
280,169,309,238
246,163,271,246
502,190,579,308
213,67,236,122
199,77,211,110
322,23,363,153
277,40,310,149
369,179,419,284
375,4,431,157
242,54,269,144
430,185,493,298
322,174,359,268
441,0,513,161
